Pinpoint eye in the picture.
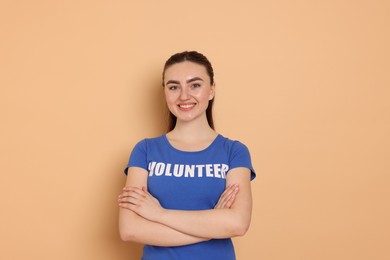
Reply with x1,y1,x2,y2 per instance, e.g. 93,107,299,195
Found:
191,83,201,88
168,85,178,90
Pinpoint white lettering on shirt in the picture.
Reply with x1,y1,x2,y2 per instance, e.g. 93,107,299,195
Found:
148,162,229,179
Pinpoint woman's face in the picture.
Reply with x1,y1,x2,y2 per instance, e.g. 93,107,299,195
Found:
163,61,215,124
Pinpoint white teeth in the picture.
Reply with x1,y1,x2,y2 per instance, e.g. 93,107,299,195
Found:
179,104,195,109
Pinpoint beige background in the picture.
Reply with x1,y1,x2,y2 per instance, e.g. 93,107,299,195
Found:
1,0,389,259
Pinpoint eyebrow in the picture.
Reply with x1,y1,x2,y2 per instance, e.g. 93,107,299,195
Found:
165,77,204,85
187,77,204,83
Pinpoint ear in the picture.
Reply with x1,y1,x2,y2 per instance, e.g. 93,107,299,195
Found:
209,83,216,100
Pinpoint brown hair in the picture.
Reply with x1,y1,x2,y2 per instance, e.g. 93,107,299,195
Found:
162,51,215,131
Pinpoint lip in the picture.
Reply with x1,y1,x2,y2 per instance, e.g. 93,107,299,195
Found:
178,103,196,111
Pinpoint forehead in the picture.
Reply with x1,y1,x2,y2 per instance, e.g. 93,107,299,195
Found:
164,61,209,81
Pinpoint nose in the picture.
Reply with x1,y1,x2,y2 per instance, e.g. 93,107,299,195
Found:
179,87,189,100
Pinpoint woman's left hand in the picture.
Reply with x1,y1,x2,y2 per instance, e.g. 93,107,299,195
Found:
118,186,164,222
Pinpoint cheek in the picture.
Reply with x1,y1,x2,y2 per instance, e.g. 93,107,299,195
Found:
196,87,214,100
164,92,177,105
197,91,212,102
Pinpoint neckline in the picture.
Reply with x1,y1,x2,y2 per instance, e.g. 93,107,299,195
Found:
163,134,221,153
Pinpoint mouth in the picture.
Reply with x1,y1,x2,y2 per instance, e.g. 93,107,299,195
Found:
178,103,196,110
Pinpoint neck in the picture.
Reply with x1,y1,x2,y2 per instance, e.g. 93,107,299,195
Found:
169,115,216,141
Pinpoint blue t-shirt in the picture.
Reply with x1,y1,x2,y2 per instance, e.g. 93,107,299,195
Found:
124,134,255,260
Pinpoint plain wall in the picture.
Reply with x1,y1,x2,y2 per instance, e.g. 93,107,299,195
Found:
1,0,389,259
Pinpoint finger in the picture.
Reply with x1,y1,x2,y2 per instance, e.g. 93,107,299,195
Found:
118,195,140,205
118,192,138,201
120,188,147,199
224,187,239,208
118,201,138,211
215,185,234,208
123,186,144,193
218,185,239,208
215,185,236,209
217,193,232,208
141,186,163,206
118,191,145,204
218,184,237,205
123,186,149,199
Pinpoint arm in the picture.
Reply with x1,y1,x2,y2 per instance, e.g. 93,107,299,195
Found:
121,167,252,239
118,166,209,246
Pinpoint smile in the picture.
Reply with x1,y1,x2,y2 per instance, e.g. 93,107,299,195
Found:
178,103,196,109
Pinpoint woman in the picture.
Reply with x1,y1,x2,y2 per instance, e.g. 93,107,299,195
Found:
118,51,256,260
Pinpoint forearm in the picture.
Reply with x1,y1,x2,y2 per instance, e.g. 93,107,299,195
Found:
158,208,250,239
119,208,208,246
119,168,252,241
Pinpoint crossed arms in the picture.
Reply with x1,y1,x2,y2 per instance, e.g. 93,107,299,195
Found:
118,166,252,247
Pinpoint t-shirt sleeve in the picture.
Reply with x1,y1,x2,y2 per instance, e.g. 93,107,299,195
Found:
124,139,148,175
229,141,256,180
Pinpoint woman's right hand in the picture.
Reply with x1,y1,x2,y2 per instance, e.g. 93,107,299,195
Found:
214,184,239,209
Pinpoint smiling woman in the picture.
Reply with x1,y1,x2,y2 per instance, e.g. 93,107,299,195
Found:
164,61,215,128
118,51,256,260
162,51,216,131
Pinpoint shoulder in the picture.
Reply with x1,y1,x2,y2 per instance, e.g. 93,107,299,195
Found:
218,134,250,153
125,135,166,174
217,134,252,163
218,134,256,180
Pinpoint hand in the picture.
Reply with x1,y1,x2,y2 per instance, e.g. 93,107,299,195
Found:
118,186,164,222
214,184,239,209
